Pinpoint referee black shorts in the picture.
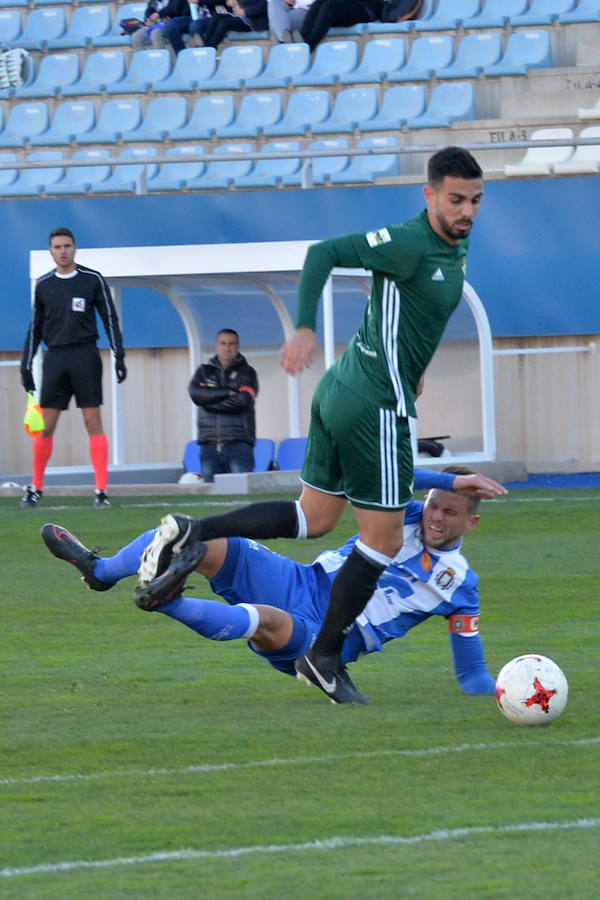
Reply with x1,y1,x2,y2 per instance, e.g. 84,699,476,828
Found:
40,344,103,410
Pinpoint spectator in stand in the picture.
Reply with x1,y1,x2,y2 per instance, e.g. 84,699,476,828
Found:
131,0,191,52
201,0,268,49
295,0,383,51
188,329,259,483
268,0,313,43
163,2,217,55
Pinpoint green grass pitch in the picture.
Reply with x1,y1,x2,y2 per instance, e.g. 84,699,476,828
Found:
1,488,598,898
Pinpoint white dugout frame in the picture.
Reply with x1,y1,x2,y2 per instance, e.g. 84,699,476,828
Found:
30,240,497,466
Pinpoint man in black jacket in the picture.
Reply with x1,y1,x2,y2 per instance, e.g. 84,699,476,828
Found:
188,329,258,482
131,0,191,51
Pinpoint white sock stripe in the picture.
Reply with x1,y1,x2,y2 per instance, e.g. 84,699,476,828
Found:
294,499,307,540
355,539,393,568
238,603,260,639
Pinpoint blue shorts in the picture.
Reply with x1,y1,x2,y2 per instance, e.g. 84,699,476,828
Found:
209,538,366,676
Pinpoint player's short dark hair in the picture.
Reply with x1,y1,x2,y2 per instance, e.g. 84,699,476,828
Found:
49,227,75,244
442,464,481,515
217,328,240,342
427,147,483,188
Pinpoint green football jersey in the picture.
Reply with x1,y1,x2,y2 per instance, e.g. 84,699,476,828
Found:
296,210,469,418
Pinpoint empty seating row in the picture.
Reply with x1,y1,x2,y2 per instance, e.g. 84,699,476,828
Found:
0,136,404,195
1,29,555,102
504,125,600,174
182,436,307,475
370,0,600,32
0,83,476,147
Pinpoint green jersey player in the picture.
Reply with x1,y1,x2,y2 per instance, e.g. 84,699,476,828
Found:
146,146,500,704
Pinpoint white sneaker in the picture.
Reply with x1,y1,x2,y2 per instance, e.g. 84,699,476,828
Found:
138,514,194,584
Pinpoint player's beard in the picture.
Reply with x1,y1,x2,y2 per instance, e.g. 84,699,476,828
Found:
438,214,473,242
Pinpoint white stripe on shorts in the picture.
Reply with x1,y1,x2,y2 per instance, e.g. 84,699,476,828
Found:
382,278,406,418
379,408,399,507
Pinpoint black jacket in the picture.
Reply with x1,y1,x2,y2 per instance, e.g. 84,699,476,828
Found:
188,353,258,447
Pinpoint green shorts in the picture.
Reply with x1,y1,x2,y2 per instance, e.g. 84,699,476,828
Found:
301,370,413,510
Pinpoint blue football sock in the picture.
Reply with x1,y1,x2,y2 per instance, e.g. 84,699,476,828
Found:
160,596,259,642
94,529,156,585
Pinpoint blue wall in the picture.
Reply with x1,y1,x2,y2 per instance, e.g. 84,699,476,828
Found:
2,177,599,351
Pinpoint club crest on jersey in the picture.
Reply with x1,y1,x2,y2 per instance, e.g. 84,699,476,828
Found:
366,227,391,248
72,297,86,312
435,567,456,590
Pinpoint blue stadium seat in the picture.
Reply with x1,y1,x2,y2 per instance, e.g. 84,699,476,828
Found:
30,100,95,145
106,49,171,94
482,30,552,77
292,40,358,87
503,126,574,176
215,92,283,138
0,0,27,7
263,90,330,137
462,0,528,28
0,9,22,44
338,38,406,85
559,0,600,22
0,149,64,195
328,23,368,37
406,81,475,128
61,50,126,96
170,95,235,140
227,27,270,41
121,96,188,142
245,43,310,89
182,440,202,475
154,47,217,92
33,0,72,6
15,53,80,98
436,32,502,79
275,437,307,470
387,35,454,81
510,0,576,26
357,84,426,131
368,0,435,32
553,126,600,173
75,98,142,144
44,148,112,194
233,140,302,188
0,151,18,188
330,135,400,184
253,437,276,471
312,87,378,134
46,5,111,50
281,139,350,186
7,7,66,50
0,101,49,147
197,45,263,91
92,4,147,47
186,143,254,190
147,145,207,192
91,146,159,193
415,0,481,30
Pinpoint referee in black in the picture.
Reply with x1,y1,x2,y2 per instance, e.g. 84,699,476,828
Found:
20,227,126,508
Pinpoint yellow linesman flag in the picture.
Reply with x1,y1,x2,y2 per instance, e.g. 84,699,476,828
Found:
23,391,45,437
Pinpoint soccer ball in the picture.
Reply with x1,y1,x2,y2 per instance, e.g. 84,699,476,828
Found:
495,654,568,726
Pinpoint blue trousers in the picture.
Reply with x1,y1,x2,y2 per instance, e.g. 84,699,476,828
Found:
200,442,255,482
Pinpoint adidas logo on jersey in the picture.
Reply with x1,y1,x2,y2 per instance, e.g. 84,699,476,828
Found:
431,268,444,282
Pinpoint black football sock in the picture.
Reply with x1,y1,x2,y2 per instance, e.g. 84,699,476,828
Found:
313,546,387,659
190,500,299,542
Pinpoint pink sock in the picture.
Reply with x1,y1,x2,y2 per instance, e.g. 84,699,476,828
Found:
32,435,53,490
89,433,109,492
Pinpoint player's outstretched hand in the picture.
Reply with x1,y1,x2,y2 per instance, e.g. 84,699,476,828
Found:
279,328,317,376
453,473,508,499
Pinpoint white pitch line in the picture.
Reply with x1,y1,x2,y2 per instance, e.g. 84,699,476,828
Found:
1,818,599,879
1,737,598,788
